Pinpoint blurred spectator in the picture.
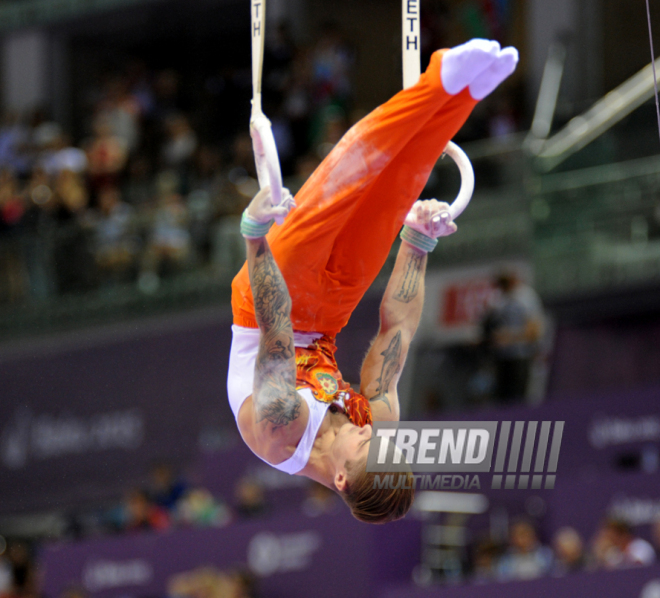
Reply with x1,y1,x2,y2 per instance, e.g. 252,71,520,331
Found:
653,518,660,552
0,113,30,174
59,586,88,598
313,105,348,160
480,272,544,403
592,519,656,569
54,169,88,215
287,153,320,195
552,527,585,575
161,114,197,173
91,186,137,281
142,171,191,277
234,477,267,519
123,155,154,206
152,69,182,121
148,462,187,511
51,168,93,295
472,540,500,583
311,22,353,112
230,568,257,598
0,169,25,227
20,168,57,300
302,482,340,517
189,145,224,202
228,132,258,182
497,520,553,580
97,75,142,152
264,22,296,98
0,169,27,303
126,59,155,118
187,145,224,262
284,49,314,157
39,132,88,176
176,488,231,527
85,114,128,196
121,489,170,532
168,566,256,598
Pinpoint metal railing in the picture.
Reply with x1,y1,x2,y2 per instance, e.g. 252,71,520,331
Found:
531,152,660,298
2,124,660,339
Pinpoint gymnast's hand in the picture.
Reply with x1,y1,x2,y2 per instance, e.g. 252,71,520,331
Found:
246,185,296,227
404,199,457,239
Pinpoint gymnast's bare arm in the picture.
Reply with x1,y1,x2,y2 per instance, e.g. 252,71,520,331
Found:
360,240,428,422
237,226,308,465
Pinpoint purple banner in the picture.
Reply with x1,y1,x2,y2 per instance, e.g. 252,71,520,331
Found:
381,564,660,598
0,310,234,514
548,470,660,546
429,384,660,479
548,316,660,396
40,510,421,598
0,296,381,516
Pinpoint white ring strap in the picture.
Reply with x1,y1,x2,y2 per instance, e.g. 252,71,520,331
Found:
250,0,283,207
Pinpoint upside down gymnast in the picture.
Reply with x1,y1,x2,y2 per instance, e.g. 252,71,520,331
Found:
227,39,518,524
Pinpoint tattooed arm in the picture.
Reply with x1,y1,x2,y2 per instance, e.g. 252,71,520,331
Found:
360,241,428,422
239,235,308,464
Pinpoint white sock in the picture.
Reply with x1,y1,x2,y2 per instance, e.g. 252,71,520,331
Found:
469,47,519,100
440,39,501,95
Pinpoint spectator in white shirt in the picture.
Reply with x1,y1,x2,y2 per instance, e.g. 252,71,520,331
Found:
593,519,656,569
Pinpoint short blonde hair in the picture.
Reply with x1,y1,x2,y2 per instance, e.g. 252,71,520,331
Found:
340,459,415,524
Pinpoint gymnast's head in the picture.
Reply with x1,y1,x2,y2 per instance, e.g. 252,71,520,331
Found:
330,422,415,524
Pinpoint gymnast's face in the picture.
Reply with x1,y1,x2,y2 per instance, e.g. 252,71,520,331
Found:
331,423,372,490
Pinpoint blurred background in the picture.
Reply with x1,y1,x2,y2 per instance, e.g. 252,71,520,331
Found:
0,0,659,596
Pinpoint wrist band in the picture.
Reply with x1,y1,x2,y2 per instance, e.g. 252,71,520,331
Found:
400,225,438,253
240,210,274,239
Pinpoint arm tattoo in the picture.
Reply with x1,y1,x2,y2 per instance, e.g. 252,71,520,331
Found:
249,239,301,430
370,331,402,411
394,252,424,303
252,239,293,337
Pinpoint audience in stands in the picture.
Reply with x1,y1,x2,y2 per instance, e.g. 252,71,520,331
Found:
301,482,341,517
168,566,256,598
471,539,500,583
234,476,268,519
552,526,586,575
0,22,358,307
459,516,658,586
497,519,553,580
592,519,656,569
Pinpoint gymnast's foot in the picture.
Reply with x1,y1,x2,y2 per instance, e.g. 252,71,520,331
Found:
469,46,519,100
441,39,501,95
441,39,518,100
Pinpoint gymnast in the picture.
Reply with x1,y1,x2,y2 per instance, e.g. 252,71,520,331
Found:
227,39,518,523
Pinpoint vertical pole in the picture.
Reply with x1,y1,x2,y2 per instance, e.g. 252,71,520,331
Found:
402,0,421,89
251,0,266,116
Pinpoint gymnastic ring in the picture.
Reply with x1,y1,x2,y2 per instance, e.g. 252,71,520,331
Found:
250,111,284,207
443,141,475,220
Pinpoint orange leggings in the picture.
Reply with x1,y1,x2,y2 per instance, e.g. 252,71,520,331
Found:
232,49,478,335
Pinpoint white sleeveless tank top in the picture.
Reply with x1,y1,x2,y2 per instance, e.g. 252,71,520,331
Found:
227,325,330,474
